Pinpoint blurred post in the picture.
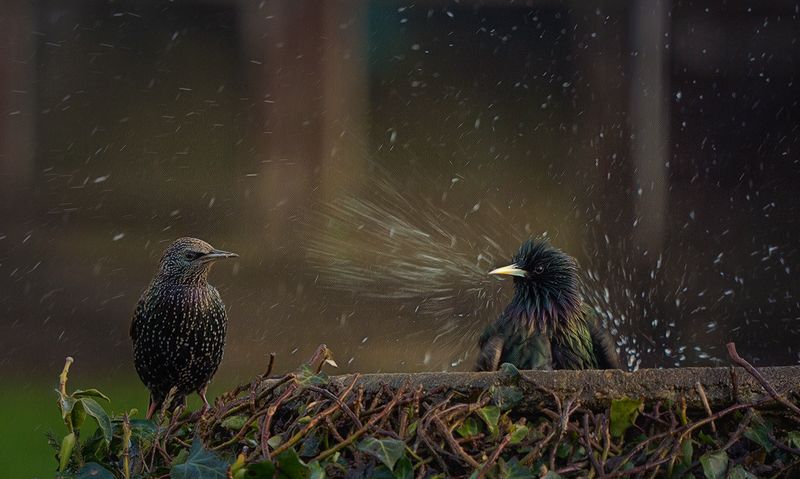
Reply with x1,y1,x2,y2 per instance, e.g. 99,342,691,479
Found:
0,2,35,210
238,1,368,253
629,0,670,254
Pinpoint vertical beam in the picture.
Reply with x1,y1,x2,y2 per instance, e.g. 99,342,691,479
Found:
0,2,35,209
629,0,670,254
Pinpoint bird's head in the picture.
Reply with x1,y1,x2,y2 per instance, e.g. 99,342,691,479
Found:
156,237,238,285
489,239,580,329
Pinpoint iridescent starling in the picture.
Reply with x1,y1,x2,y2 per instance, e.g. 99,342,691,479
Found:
130,237,238,418
476,239,621,371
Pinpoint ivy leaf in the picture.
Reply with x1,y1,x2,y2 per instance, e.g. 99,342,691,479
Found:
58,432,76,472
221,415,249,431
79,398,113,444
744,415,774,452
75,462,115,479
357,437,407,471
477,406,501,437
491,386,524,410
129,419,157,442
700,450,728,479
56,391,76,421
308,461,326,479
502,458,535,479
393,456,413,479
296,364,328,387
509,423,529,445
728,465,758,479
171,437,229,479
788,431,800,449
72,389,111,402
243,461,276,479
456,417,480,438
275,448,310,479
610,398,643,438
681,438,694,466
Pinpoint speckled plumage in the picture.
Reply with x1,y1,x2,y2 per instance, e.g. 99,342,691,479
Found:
476,239,621,372
130,237,237,415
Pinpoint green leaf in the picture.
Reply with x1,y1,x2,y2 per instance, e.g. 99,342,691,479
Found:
80,398,113,444
699,450,728,479
509,423,529,445
744,415,774,452
697,430,717,447
73,389,111,402
728,465,758,479
171,437,229,479
296,364,328,387
129,419,157,442
244,461,276,479
59,432,76,472
393,456,412,479
71,400,87,430
788,431,800,449
501,458,535,479
477,406,501,437
275,448,310,479
456,417,480,438
610,398,643,438
57,391,77,421
358,437,407,471
541,472,562,479
681,438,694,466
267,435,283,449
308,461,326,479
221,415,249,431
75,462,115,479
499,362,522,378
491,386,524,410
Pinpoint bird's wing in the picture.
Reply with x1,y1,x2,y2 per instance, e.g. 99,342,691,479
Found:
130,297,145,341
585,308,622,369
476,333,504,371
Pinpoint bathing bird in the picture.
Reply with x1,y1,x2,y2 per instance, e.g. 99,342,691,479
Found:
130,237,237,418
476,239,621,371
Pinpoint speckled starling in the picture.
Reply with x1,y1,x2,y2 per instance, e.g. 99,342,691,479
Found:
130,237,237,418
476,239,621,371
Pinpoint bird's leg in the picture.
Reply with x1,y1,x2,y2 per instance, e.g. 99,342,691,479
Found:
198,385,211,414
145,398,158,420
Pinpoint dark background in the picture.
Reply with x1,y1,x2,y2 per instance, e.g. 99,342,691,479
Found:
0,1,798,474
2,0,799,374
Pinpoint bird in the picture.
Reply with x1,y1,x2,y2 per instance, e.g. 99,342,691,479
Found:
476,238,621,372
130,237,238,419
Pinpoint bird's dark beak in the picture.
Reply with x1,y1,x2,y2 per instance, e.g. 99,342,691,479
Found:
201,249,239,262
488,263,527,278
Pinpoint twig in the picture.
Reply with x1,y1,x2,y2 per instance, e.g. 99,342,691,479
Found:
727,342,800,418
476,433,512,479
582,413,604,477
314,385,407,463
695,382,717,433
271,375,360,457
432,415,481,469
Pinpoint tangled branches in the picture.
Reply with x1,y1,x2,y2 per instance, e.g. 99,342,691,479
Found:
53,344,800,478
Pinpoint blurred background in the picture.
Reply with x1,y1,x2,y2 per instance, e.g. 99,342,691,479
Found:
1,0,799,475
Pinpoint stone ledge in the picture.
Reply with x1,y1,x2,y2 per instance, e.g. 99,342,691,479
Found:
269,365,800,410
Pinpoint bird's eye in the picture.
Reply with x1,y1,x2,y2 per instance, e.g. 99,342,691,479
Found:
185,251,200,260
533,264,545,274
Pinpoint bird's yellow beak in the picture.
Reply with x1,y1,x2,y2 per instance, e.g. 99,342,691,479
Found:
488,264,527,277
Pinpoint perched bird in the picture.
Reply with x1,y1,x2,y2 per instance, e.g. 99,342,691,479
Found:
476,239,621,372
130,237,238,418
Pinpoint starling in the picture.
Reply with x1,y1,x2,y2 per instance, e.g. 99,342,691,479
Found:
130,237,238,418
476,239,621,371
